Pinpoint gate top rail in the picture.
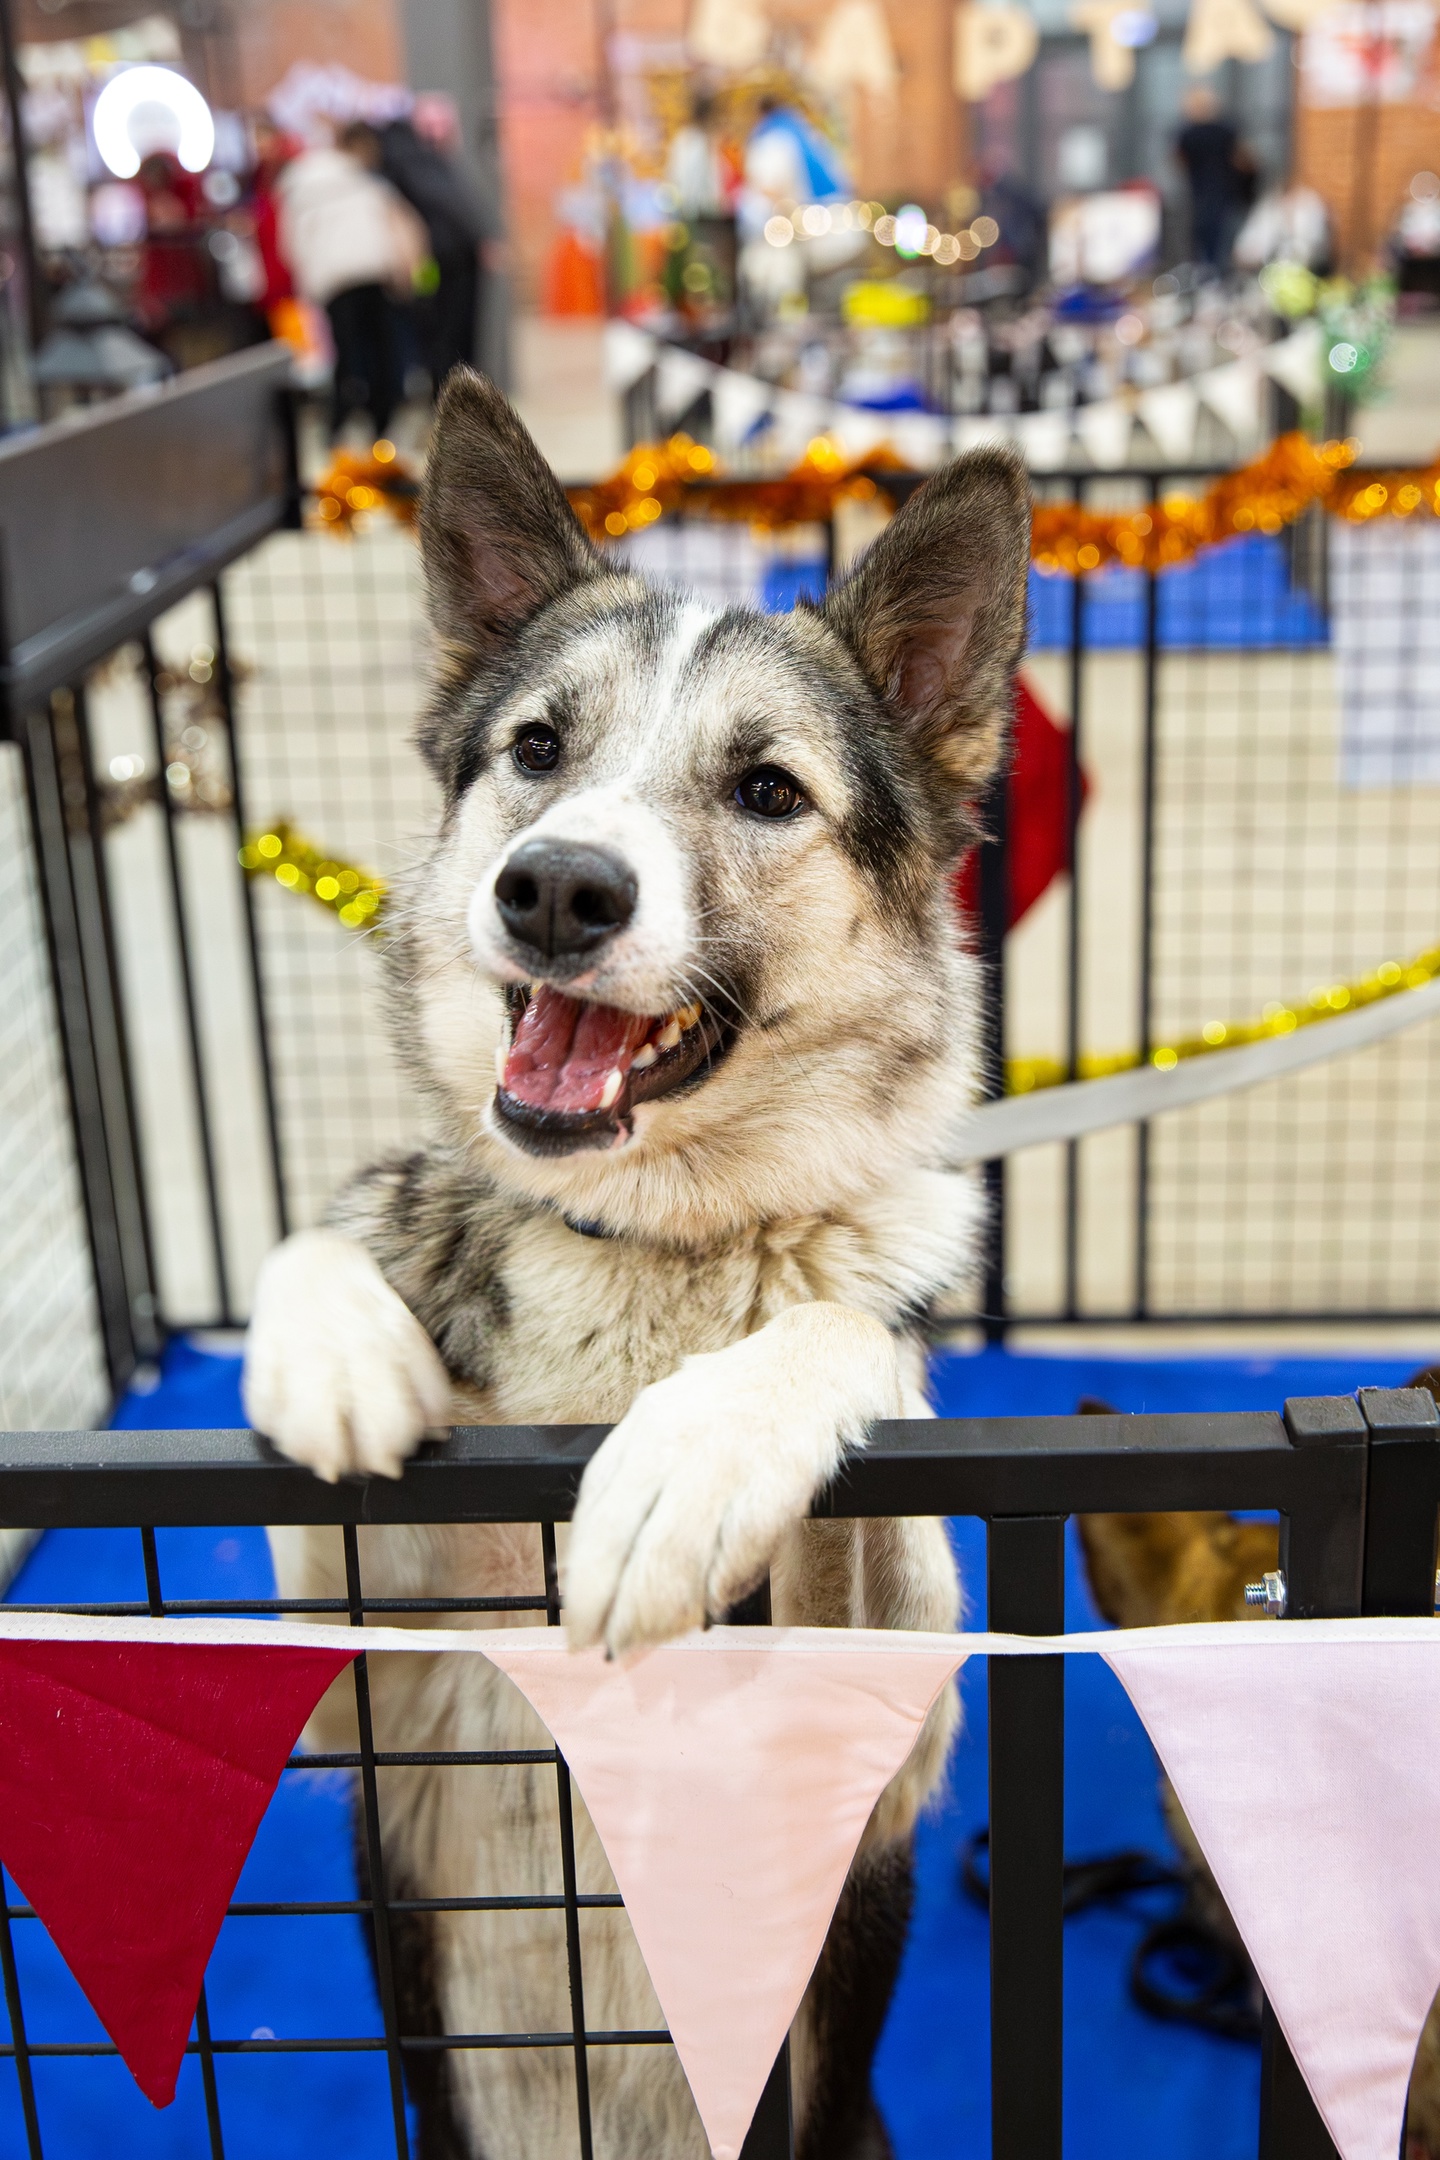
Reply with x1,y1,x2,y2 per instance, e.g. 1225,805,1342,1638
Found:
0,343,295,725
0,1395,1427,1541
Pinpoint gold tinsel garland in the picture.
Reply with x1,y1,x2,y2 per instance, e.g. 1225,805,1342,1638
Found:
238,822,386,929
239,820,1440,1095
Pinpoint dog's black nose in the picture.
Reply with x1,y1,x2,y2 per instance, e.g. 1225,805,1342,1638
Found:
494,841,637,960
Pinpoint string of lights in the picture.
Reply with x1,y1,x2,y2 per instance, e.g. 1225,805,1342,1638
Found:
760,196,1001,267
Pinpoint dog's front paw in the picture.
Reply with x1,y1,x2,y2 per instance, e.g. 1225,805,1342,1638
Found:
243,1230,451,1482
563,1308,901,1654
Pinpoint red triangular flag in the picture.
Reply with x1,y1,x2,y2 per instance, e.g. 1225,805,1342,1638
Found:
0,1640,355,2105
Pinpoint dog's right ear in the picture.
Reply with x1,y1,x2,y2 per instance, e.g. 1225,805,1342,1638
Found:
420,368,601,670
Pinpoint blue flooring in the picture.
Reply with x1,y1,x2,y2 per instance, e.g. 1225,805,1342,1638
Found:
3,1337,1420,2156
1027,532,1329,652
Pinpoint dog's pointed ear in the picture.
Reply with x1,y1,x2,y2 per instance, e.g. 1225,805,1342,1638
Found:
420,367,601,664
822,448,1030,792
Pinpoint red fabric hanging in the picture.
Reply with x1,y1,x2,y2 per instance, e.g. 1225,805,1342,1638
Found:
0,1640,355,2106
955,675,1089,932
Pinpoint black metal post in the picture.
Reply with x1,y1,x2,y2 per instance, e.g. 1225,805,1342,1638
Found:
140,634,236,1325
0,0,42,354
542,1522,595,2160
18,702,139,1395
210,580,289,1244
987,1512,1066,2160
67,684,162,1356
728,1570,795,2160
978,755,1010,1341
0,1861,42,2158
139,1526,226,2157
1064,491,1086,1319
1134,483,1160,1319
342,1525,412,2160
1360,1388,1440,1615
1255,1399,1367,2160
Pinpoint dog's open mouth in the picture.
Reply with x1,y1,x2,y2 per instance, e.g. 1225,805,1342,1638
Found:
493,984,732,1154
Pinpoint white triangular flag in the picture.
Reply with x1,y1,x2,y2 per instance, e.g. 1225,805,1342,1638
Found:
655,348,717,426
479,1627,968,2160
711,366,776,450
1136,379,1200,465
1195,359,1262,448
769,389,833,461
889,412,948,469
830,407,892,461
953,414,1017,454
1013,410,1073,470
1105,1621,1440,2160
1074,398,1133,469
1261,320,1324,408
603,320,657,393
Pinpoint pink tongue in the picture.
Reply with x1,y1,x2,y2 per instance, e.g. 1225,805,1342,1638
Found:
502,987,652,1115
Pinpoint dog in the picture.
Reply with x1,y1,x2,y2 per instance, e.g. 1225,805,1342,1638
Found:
242,368,1030,2159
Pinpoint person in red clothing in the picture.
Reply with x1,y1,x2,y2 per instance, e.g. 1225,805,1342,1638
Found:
248,116,300,325
133,151,217,362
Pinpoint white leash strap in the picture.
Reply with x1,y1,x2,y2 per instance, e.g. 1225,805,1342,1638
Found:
952,973,1440,1163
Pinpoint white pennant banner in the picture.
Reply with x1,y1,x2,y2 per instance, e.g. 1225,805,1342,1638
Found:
655,348,717,426
1196,357,1264,447
602,320,658,393
1074,397,1134,469
1137,378,1200,465
6,1611,1438,2160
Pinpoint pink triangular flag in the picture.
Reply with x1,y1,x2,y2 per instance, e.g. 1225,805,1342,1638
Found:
481,1626,969,2160
1104,1622,1440,2160
0,1638,356,2104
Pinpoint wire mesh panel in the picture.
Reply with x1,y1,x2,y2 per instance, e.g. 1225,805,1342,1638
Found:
220,528,439,1239
0,743,108,1434
1007,512,1440,1322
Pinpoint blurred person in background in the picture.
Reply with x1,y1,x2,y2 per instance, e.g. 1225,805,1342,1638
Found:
1391,172,1440,304
379,94,492,392
135,150,219,365
1174,86,1248,271
247,116,300,332
277,120,428,442
1234,179,1332,273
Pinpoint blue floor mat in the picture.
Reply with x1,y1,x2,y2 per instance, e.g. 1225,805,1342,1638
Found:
4,1337,1419,2155
1027,532,1329,652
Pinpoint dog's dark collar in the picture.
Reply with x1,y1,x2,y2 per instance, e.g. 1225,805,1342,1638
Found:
562,1212,617,1241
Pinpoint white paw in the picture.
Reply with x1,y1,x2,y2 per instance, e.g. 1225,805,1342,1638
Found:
243,1230,452,1482
563,1306,901,1655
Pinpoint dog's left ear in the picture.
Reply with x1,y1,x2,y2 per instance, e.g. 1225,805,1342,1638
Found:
822,447,1030,792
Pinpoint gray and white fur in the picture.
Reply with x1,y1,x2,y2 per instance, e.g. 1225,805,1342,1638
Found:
245,370,1030,2159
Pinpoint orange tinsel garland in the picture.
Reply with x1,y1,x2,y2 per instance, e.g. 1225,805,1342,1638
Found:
312,429,1440,573
311,444,421,533
1030,433,1360,577
563,432,911,540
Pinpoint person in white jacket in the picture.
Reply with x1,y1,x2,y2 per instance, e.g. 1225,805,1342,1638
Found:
277,122,427,440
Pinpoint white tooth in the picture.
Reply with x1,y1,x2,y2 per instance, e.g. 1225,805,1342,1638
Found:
495,1046,507,1086
599,1068,624,1110
632,1043,657,1070
657,1019,682,1052
675,1001,702,1030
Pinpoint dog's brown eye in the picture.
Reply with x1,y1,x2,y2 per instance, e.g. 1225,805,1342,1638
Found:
513,724,559,774
735,765,805,819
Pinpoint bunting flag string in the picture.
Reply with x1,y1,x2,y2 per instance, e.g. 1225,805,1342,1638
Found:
2,1611,1439,2160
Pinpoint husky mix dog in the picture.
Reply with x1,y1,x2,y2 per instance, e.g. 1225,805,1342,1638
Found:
243,370,1030,2160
